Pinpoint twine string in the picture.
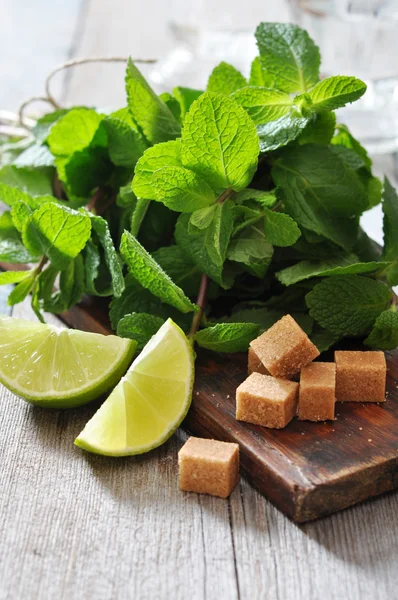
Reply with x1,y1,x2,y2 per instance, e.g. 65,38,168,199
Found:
1,56,158,134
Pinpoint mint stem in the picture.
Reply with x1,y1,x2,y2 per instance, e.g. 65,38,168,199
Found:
189,187,233,341
189,272,209,342
35,255,48,275
217,187,233,204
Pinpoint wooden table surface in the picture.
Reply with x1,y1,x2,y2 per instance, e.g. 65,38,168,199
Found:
1,1,398,599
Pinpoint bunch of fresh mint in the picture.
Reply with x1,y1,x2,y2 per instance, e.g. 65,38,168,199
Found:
0,22,397,353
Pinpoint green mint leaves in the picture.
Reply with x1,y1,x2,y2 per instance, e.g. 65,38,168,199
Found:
26,204,92,270
207,62,247,95
306,276,392,337
364,309,398,350
381,177,398,285
117,312,165,351
125,59,181,144
120,230,197,314
1,21,397,356
181,92,259,192
195,322,260,352
307,76,367,111
255,22,320,93
152,166,216,212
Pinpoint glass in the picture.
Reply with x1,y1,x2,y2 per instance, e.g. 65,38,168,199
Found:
149,2,288,91
288,0,398,153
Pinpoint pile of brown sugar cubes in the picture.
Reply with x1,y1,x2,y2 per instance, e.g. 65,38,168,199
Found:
178,314,387,500
237,314,387,428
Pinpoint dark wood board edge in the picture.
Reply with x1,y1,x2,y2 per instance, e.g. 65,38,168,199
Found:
186,394,398,522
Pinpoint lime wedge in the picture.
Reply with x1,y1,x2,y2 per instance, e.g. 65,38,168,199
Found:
0,316,136,408
75,318,194,456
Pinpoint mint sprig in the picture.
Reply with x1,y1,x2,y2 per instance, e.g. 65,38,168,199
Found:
1,22,397,356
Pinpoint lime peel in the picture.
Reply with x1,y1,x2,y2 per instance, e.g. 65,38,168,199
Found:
74,318,195,456
0,315,136,408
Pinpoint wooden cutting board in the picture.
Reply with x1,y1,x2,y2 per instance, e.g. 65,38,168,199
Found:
58,298,398,523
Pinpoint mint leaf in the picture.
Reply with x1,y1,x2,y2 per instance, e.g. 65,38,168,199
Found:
131,199,151,237
257,108,311,152
308,76,366,111
277,255,389,286
273,143,369,217
298,111,336,145
205,200,234,266
8,271,36,306
175,213,230,288
109,274,192,332
0,183,54,209
227,224,273,278
331,124,372,170
235,188,277,208
84,240,111,297
330,145,366,171
0,165,53,196
32,109,69,143
103,116,148,168
249,56,277,87
120,230,197,313
364,309,398,350
207,62,247,95
306,275,392,336
381,177,398,285
0,269,34,285
11,201,32,234
263,209,301,247
173,87,203,119
152,166,216,212
90,215,125,297
232,87,292,125
117,312,165,351
189,205,217,230
159,92,182,122
55,147,112,199
36,255,85,314
48,108,106,156
132,140,182,200
181,92,259,192
126,59,181,144
153,245,202,298
0,211,37,263
362,174,382,210
195,322,259,352
255,22,320,93
277,185,357,251
26,204,91,270
14,144,54,168
272,144,367,249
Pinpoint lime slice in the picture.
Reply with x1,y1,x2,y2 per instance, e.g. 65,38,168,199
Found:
75,318,194,456
0,315,136,408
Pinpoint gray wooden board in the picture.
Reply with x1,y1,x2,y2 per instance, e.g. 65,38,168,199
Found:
1,0,398,598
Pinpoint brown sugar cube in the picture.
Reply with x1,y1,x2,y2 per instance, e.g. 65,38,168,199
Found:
249,314,319,380
178,437,239,498
236,372,298,429
335,351,386,402
298,362,336,421
248,346,269,375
